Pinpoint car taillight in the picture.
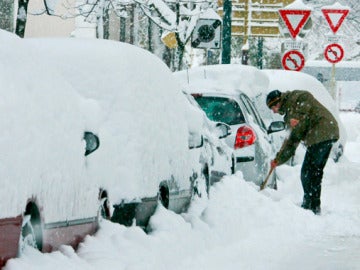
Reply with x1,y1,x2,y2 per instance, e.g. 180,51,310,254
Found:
234,126,256,149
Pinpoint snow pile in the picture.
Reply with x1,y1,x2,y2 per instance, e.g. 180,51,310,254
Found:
1,29,360,269
5,112,360,269
6,125,360,269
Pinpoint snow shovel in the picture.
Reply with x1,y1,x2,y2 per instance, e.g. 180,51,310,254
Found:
259,167,275,191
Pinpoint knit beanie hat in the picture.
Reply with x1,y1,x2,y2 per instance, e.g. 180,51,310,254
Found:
266,90,282,108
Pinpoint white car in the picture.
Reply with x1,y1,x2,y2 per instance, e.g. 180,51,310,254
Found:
0,32,218,266
174,65,285,187
183,92,233,194
28,37,233,212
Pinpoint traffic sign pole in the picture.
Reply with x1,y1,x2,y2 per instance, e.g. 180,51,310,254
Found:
330,64,337,103
321,3,350,106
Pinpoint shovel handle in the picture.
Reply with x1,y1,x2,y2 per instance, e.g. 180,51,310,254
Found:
260,166,275,191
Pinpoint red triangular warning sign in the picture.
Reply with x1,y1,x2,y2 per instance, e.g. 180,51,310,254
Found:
279,9,311,39
322,9,349,34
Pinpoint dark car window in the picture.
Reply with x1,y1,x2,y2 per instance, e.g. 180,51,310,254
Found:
194,96,245,125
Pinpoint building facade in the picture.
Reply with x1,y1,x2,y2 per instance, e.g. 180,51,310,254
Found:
218,0,295,38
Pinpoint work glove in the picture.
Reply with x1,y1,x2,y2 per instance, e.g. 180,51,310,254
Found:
270,159,278,169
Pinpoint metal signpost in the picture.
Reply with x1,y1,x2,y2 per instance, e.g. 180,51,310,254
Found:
321,3,350,102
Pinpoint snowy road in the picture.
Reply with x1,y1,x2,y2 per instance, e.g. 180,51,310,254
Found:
4,112,360,270
289,235,360,270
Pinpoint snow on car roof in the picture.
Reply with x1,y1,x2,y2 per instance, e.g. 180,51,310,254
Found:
173,64,269,98
262,69,337,111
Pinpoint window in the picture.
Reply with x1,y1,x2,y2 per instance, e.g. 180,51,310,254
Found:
240,94,267,131
194,96,245,125
83,131,100,156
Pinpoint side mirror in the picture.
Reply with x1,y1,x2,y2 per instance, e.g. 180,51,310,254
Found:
267,121,285,134
215,122,231,139
84,131,100,156
188,132,204,149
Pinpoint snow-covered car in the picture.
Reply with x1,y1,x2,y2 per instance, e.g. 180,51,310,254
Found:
174,65,285,187
183,92,233,193
0,32,215,266
29,37,233,205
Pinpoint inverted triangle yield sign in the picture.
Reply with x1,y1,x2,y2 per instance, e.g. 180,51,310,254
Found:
279,9,311,39
322,9,349,34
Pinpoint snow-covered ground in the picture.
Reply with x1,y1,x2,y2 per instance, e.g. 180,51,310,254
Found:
1,27,359,270
5,111,360,270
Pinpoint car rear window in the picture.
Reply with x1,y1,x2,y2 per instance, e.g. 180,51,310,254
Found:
193,96,245,125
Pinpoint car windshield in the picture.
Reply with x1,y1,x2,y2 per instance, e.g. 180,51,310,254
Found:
193,96,245,125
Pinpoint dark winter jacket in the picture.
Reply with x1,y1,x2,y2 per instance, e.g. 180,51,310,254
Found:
275,90,339,165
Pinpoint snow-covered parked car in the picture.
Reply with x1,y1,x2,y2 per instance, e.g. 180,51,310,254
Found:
0,32,221,266
174,65,285,187
28,36,234,206
183,92,233,193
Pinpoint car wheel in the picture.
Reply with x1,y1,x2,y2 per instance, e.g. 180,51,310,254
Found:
19,203,43,254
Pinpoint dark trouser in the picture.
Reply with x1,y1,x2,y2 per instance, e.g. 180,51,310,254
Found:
300,140,336,213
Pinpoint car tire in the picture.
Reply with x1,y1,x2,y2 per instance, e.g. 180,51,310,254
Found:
19,203,43,254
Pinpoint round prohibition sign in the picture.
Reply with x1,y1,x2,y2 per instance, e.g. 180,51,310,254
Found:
324,43,344,64
281,50,305,71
